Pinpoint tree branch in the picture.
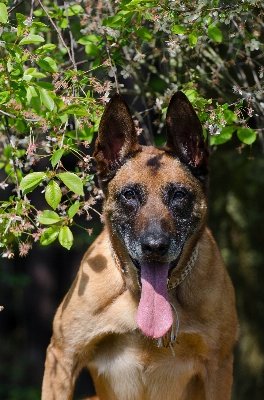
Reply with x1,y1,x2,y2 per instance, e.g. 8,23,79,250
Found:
37,0,77,69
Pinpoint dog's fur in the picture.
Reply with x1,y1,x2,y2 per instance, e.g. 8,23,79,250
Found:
42,92,238,400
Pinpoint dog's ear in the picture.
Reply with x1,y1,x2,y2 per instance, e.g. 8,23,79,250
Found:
93,93,140,181
165,91,209,180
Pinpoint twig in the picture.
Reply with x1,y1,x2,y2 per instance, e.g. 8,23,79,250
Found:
66,60,89,70
8,0,27,14
64,0,77,72
0,109,16,118
227,86,264,108
104,35,119,93
133,107,154,117
29,0,35,20
37,0,76,69
3,117,21,199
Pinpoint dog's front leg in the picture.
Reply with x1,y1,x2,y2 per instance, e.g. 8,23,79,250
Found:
204,354,234,400
42,340,79,400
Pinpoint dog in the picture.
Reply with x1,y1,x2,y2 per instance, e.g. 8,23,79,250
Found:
42,92,238,400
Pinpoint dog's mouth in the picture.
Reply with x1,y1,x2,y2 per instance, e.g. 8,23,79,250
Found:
132,257,180,287
131,257,180,339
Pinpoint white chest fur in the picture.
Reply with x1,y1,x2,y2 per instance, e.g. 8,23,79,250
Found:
89,333,199,400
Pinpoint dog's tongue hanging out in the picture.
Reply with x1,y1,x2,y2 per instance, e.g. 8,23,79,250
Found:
136,262,173,338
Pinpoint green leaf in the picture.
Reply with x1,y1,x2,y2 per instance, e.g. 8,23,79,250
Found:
19,35,45,45
37,57,58,72
24,68,46,79
32,22,47,28
35,81,54,90
84,43,99,56
60,104,88,116
188,33,197,48
59,18,68,29
183,89,198,102
210,126,235,145
0,3,8,23
207,24,223,43
137,27,152,42
16,12,26,25
63,4,83,16
78,35,101,45
19,172,46,195
39,88,55,111
26,86,41,111
35,43,57,54
103,14,123,27
57,172,84,196
45,180,62,210
171,25,187,34
40,226,60,246
0,91,10,104
38,210,61,225
224,109,237,124
58,226,73,250
68,202,80,218
237,128,257,145
51,148,64,169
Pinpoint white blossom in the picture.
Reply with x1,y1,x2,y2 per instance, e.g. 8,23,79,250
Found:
121,65,133,79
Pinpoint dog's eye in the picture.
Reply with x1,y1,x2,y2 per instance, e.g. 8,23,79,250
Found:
123,190,135,200
173,190,185,200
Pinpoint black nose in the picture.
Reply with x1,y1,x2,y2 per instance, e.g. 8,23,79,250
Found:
141,234,169,257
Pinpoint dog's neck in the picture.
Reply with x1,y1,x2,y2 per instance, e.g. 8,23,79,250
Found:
167,243,199,290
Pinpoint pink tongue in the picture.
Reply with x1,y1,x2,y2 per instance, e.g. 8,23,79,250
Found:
136,262,173,338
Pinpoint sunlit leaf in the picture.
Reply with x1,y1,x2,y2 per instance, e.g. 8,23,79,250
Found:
183,89,198,102
59,104,88,116
26,86,41,111
188,33,197,48
67,202,80,218
0,3,8,23
39,88,55,111
37,57,58,72
58,226,73,250
78,35,101,44
35,44,57,54
63,4,83,16
40,226,60,246
19,35,45,45
57,172,84,196
0,91,10,104
45,180,62,210
171,25,187,34
210,127,235,145
51,148,64,169
137,27,152,42
19,172,46,195
207,24,223,43
237,128,257,145
85,43,100,56
38,210,61,225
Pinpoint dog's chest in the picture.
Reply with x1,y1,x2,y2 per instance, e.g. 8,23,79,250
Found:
89,333,199,400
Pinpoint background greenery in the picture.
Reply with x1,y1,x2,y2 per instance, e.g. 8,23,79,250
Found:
0,0,264,399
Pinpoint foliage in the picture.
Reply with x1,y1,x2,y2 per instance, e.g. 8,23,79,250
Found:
0,0,263,257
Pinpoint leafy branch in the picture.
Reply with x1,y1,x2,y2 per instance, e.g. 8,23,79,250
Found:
0,0,263,257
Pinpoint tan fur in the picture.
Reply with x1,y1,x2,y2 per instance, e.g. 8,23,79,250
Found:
42,93,238,400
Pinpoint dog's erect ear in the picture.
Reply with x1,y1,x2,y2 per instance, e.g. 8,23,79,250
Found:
93,93,140,181
165,91,209,180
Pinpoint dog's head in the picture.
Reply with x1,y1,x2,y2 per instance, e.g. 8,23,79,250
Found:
93,92,209,339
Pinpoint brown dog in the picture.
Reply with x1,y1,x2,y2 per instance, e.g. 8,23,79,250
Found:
42,92,238,400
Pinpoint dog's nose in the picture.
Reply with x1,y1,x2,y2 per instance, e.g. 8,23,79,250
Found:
141,235,169,257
